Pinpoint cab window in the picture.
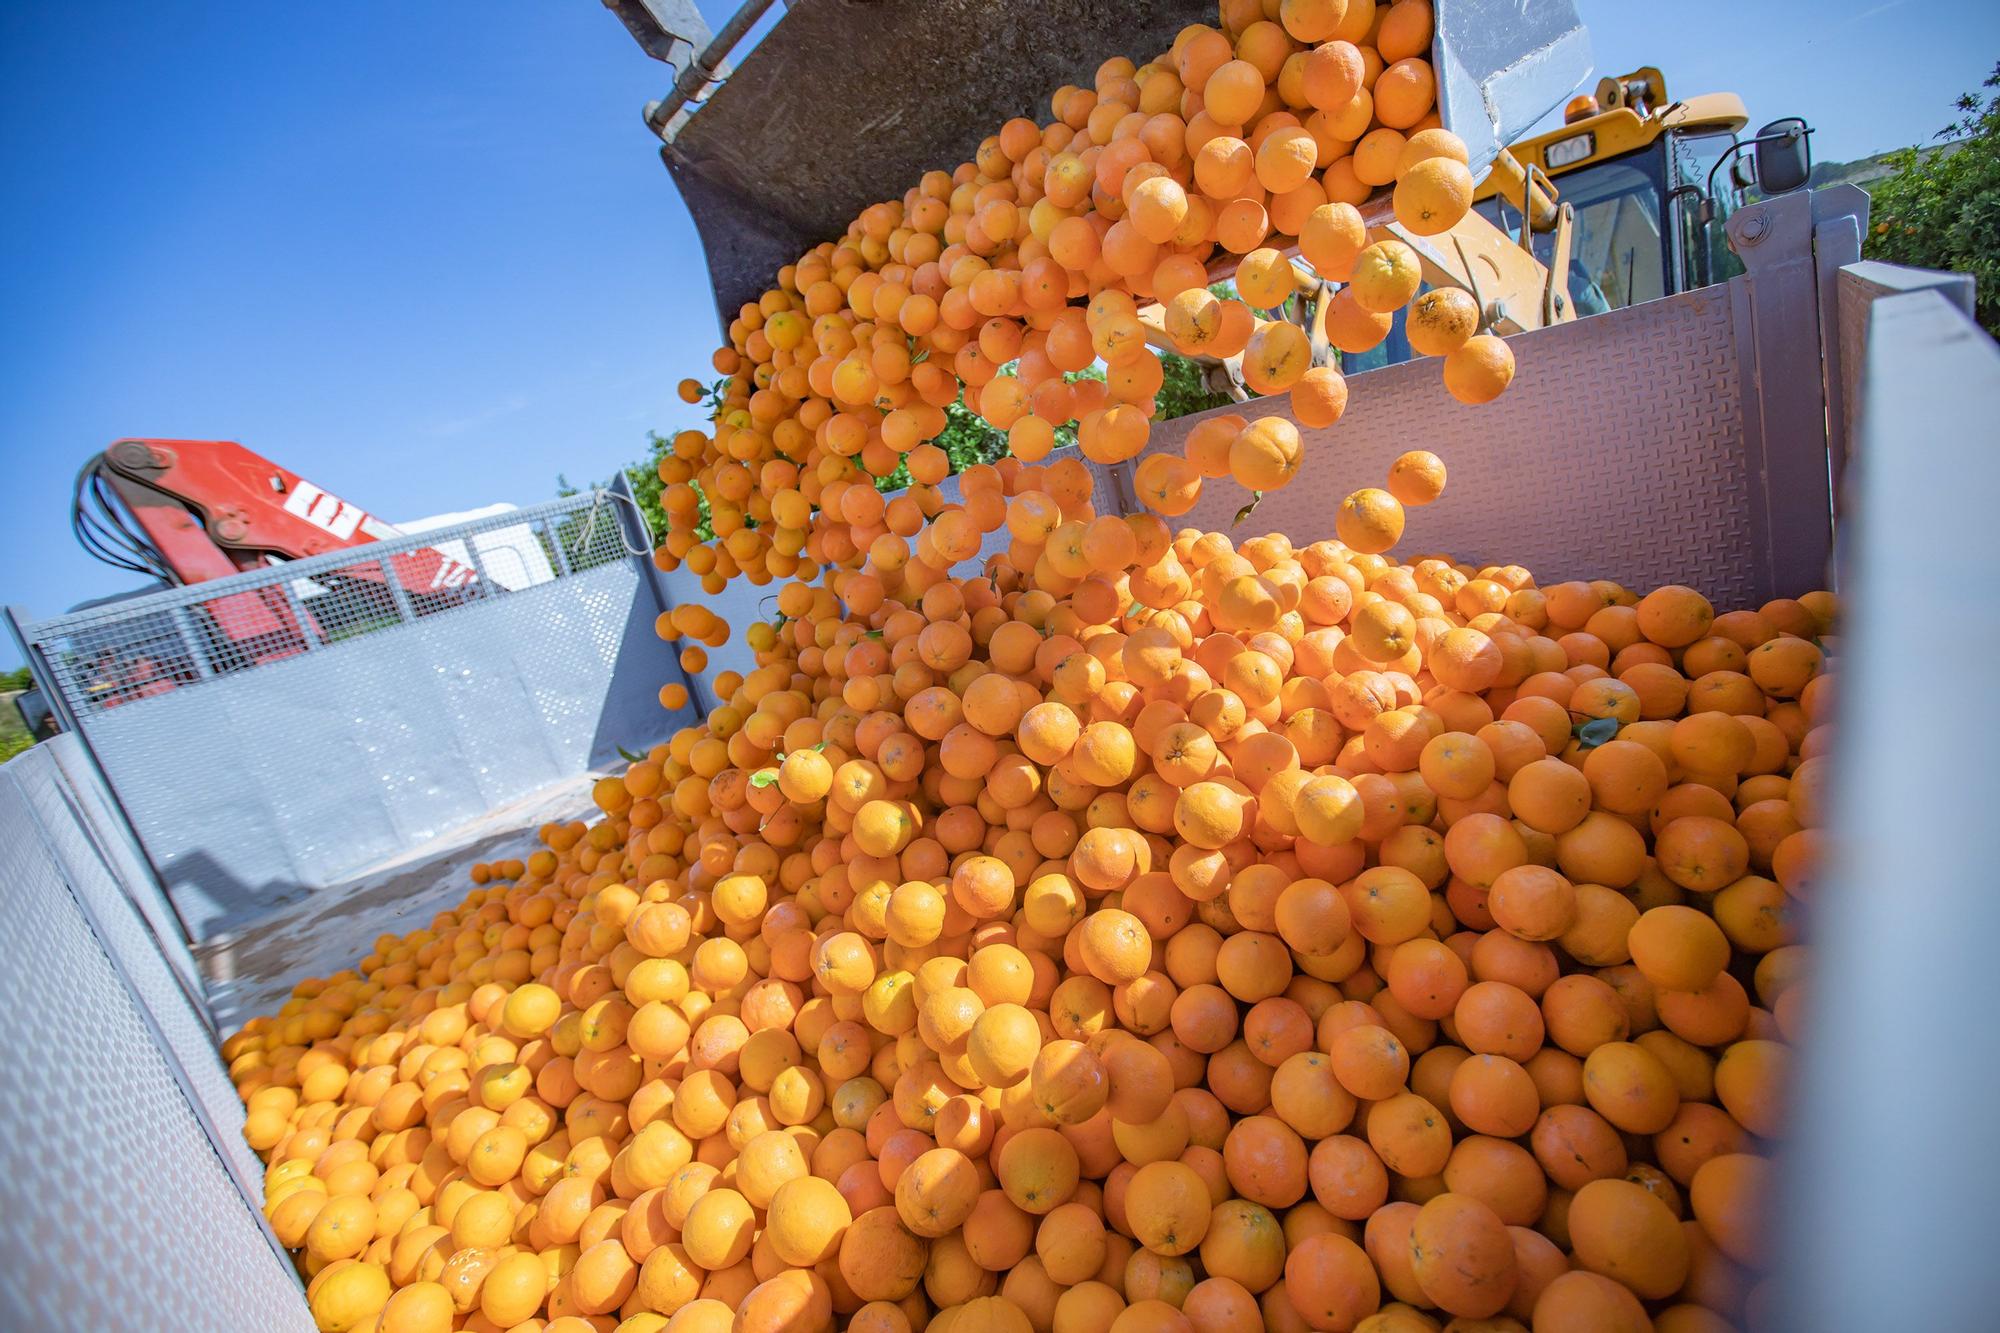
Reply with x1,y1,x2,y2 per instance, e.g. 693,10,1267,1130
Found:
1474,147,1671,315
1666,130,1748,291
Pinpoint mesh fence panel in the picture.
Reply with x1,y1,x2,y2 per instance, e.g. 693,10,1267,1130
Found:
17,489,687,941
32,496,637,716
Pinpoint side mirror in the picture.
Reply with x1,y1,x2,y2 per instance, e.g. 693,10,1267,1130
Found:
1730,155,1759,192
1754,118,1812,195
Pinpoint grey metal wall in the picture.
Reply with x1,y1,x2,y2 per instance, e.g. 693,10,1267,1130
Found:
1141,189,1848,605
0,737,312,1329
13,485,693,942
1151,283,1767,603
1778,284,2000,1332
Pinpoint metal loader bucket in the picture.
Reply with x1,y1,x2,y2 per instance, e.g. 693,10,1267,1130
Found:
641,0,1590,326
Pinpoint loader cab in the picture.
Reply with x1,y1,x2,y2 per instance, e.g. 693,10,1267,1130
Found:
1343,75,1770,376
1469,71,1757,314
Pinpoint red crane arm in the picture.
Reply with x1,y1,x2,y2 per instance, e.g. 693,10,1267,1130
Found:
66,439,481,697
94,438,474,593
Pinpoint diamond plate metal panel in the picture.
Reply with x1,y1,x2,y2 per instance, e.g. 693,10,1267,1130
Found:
1145,284,1769,608
18,490,689,942
0,761,312,1331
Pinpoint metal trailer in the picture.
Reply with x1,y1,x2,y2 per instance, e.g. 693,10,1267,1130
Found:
2,3,1997,1328
6,172,1994,1327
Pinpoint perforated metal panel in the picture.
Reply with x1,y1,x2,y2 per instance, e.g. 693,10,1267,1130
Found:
4,740,265,1195
31,494,634,720
0,749,311,1331
1780,285,2000,1333
1145,283,1772,606
17,487,691,942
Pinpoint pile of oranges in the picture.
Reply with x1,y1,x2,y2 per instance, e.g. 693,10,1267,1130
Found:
223,4,1830,1332
228,466,1831,1331
652,0,1509,600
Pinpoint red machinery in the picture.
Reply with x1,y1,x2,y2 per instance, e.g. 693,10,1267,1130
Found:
71,438,477,701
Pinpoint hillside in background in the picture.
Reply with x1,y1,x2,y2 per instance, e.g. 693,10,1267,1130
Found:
1812,140,1962,189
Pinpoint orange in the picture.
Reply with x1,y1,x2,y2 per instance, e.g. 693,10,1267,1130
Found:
1628,906,1730,992
1125,1160,1212,1255
1636,585,1716,648
1220,416,1299,497
1235,247,1298,312
1347,240,1423,314
1443,334,1516,404
840,1207,928,1302
1713,1038,1789,1139
896,1148,981,1237
1193,136,1255,199
1256,126,1320,194
1352,127,1408,187
1285,1232,1379,1330
1205,59,1266,125
1531,1270,1652,1332
1380,2,1437,64
377,1281,453,1333
1323,287,1394,353
1241,321,1313,396
1690,1152,1770,1267
1335,488,1406,554
1569,1177,1689,1299
1385,449,1448,504
480,1251,549,1326
1407,289,1479,358
1398,126,1469,175
768,1174,853,1264
1374,56,1437,128
1582,1041,1680,1135
1289,366,1349,429
1410,1192,1516,1317
1393,156,1474,235
1299,201,1367,281
1128,175,1190,245
309,1261,392,1332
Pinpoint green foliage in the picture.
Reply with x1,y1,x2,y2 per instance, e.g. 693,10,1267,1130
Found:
1156,349,1239,420
0,670,32,765
619,432,677,540
558,432,712,546
1863,63,2000,339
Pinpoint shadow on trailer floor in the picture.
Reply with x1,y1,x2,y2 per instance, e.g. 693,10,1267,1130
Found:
193,772,604,1033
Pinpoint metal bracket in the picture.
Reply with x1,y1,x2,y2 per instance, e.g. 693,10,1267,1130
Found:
601,0,712,66
1543,201,1576,325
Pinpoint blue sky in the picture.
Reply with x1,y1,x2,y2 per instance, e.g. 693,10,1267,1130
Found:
4,0,1996,667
